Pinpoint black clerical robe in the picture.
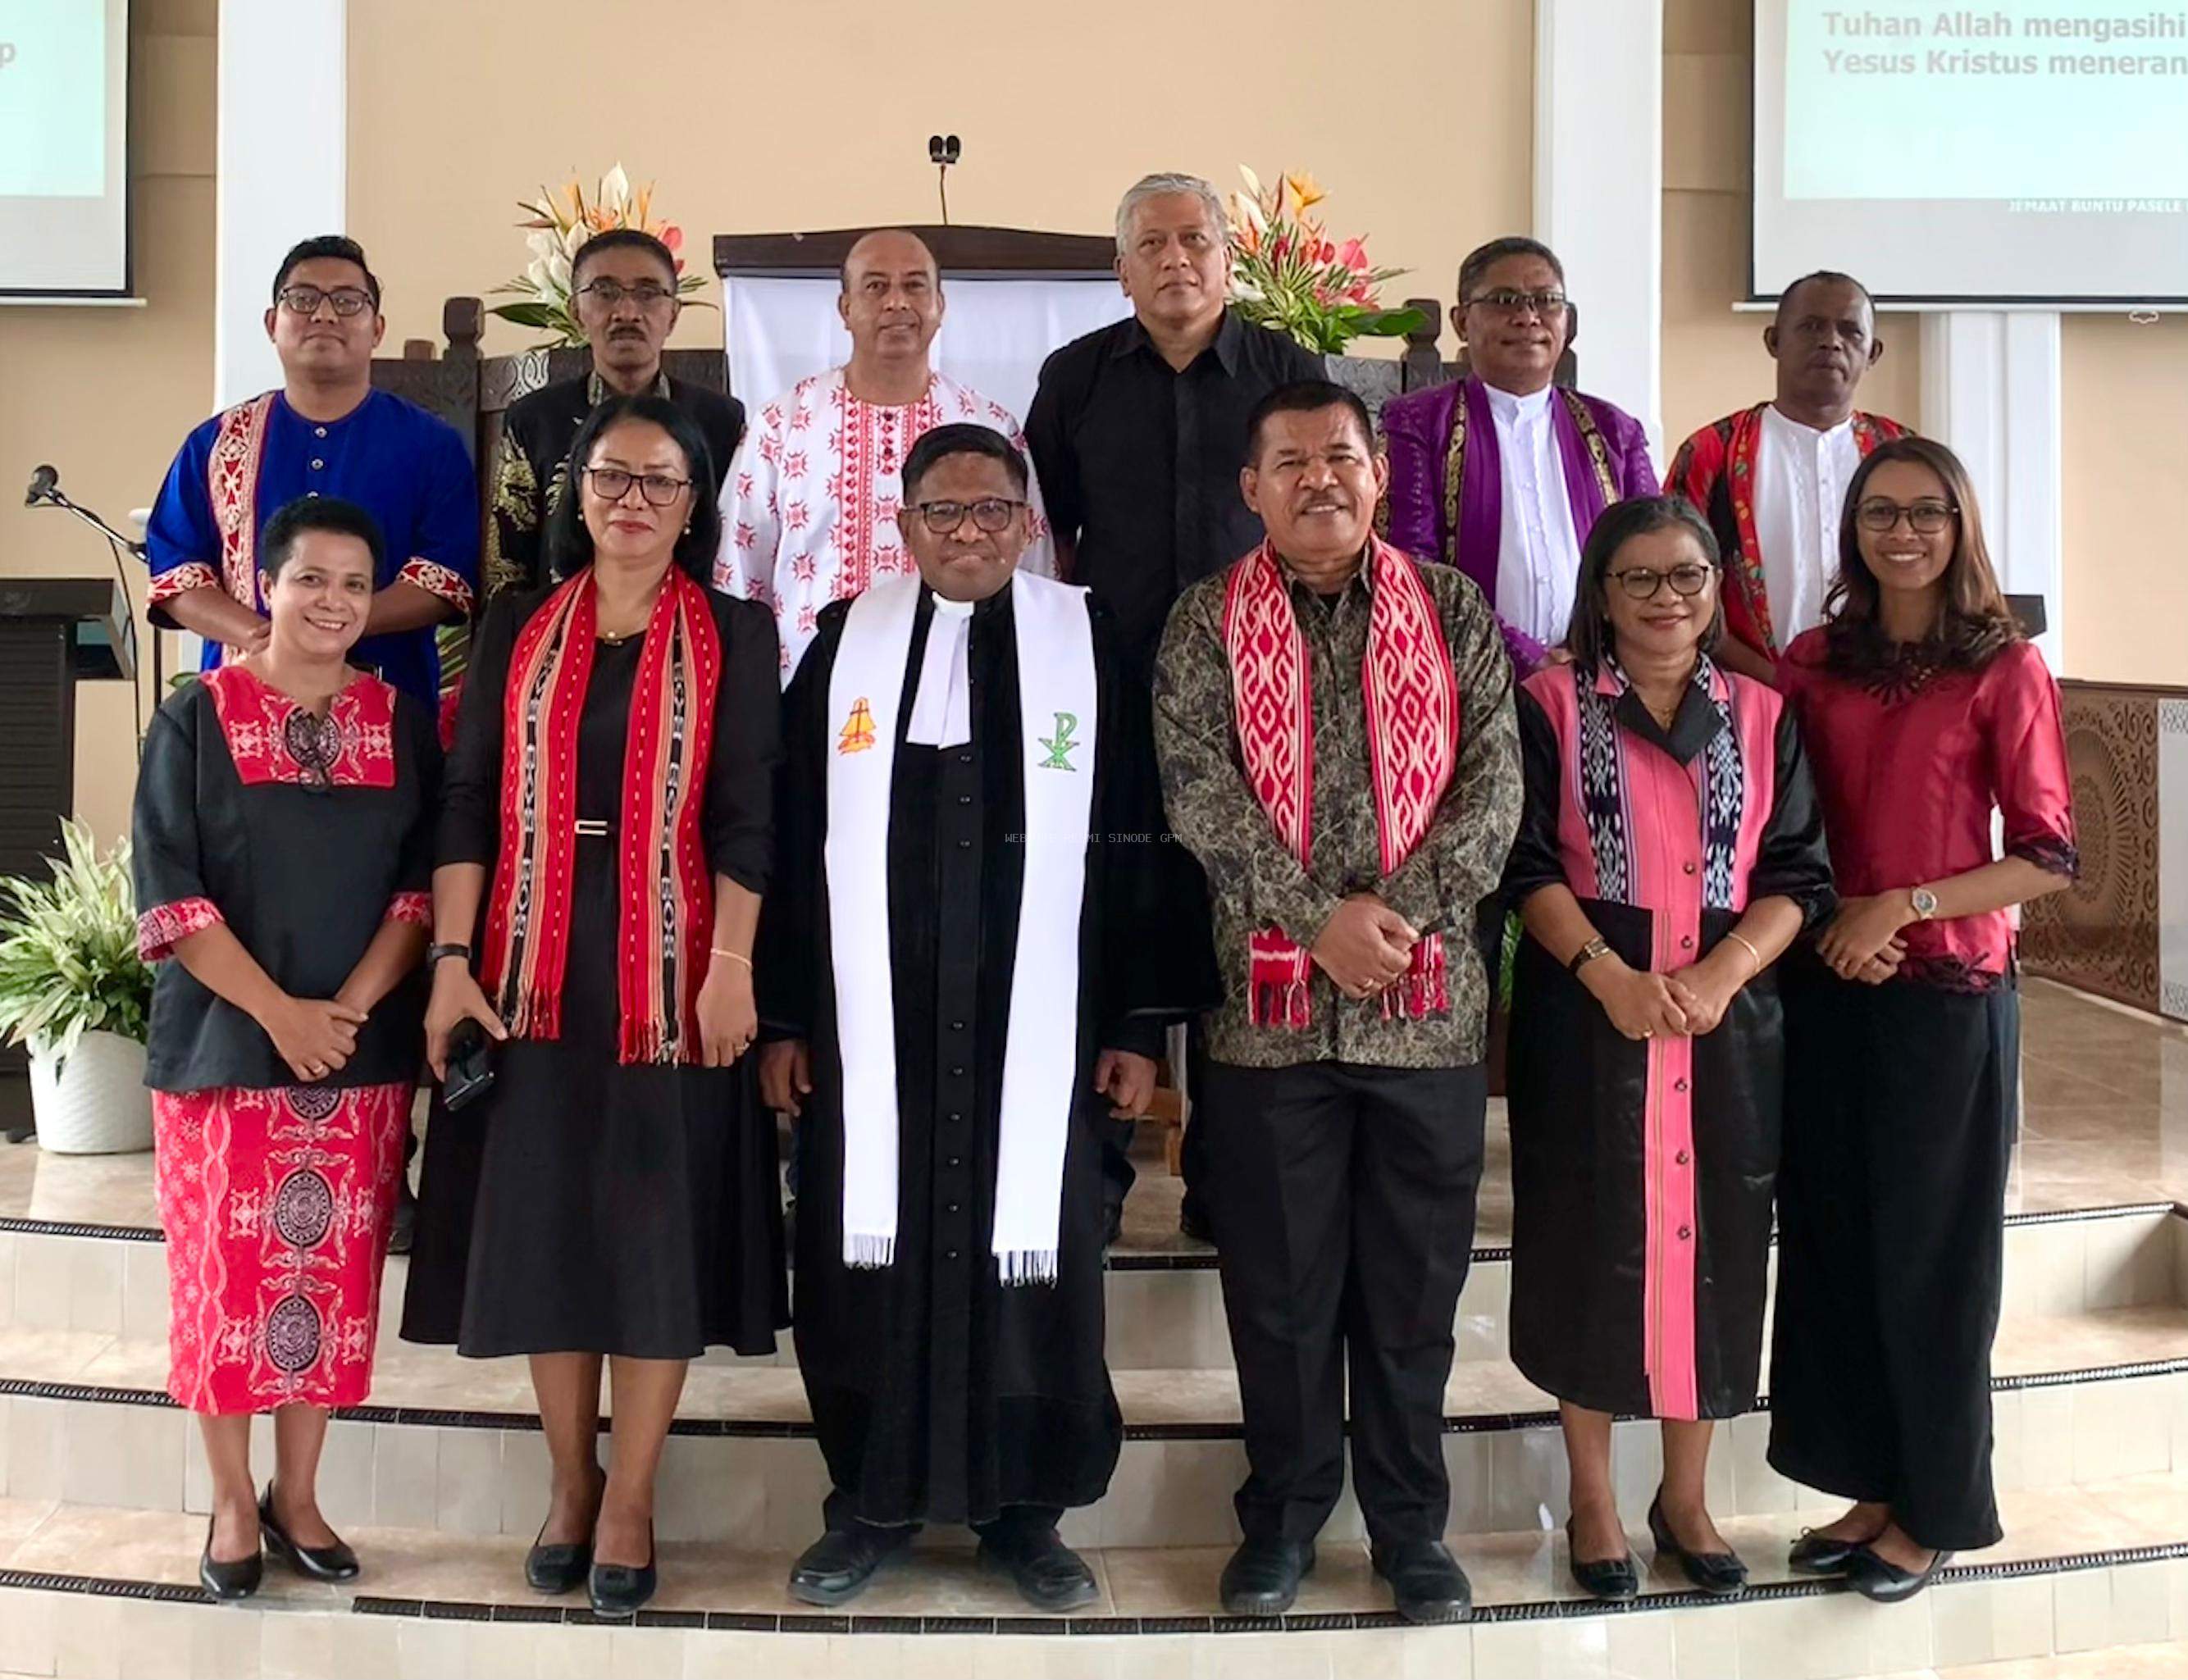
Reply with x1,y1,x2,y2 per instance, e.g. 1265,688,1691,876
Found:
759,585,1181,1528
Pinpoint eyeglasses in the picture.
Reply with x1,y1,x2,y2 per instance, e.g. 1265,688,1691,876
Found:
1466,288,1568,317
582,467,691,507
277,285,375,318
1611,562,1714,600
577,280,678,311
1856,498,1958,534
915,498,1027,534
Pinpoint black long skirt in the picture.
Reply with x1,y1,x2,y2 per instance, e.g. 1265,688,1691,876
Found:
1766,959,2017,1550
400,846,787,1360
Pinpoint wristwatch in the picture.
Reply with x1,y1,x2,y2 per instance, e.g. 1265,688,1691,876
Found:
426,941,472,967
1909,886,1940,922
1569,936,1613,976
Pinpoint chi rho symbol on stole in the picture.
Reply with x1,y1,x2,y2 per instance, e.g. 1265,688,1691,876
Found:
1038,712,1079,772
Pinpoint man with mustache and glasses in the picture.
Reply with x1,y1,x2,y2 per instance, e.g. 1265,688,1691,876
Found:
715,229,1053,681
1668,270,1910,685
485,229,745,597
1383,236,1657,676
1154,380,1519,1625
147,234,479,711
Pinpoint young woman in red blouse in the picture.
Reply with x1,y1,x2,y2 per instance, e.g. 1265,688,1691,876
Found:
1767,436,2076,1601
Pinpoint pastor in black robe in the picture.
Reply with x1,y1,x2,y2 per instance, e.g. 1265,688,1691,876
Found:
759,585,1187,1529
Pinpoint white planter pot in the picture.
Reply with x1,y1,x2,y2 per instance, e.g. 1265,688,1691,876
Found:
28,1030,153,1155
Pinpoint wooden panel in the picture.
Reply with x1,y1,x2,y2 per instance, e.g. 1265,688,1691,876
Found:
2022,682,2168,1014
0,623,73,887
715,225,1116,280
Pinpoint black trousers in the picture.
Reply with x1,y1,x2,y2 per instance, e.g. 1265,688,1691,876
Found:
1199,1059,1485,1549
1768,965,2017,1551
825,1492,1063,1542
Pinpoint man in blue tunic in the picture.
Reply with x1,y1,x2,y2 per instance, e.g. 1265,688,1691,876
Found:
147,235,479,708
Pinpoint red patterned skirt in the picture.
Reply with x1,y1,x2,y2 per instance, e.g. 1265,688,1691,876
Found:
152,1084,409,1414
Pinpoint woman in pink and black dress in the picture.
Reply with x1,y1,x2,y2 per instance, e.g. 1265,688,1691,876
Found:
133,497,438,1600
1768,436,2076,1602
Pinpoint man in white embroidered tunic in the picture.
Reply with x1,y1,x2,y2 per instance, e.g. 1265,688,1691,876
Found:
713,229,1054,679
755,425,1184,1610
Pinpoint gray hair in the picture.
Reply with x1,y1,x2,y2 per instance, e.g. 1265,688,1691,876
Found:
1115,173,1229,254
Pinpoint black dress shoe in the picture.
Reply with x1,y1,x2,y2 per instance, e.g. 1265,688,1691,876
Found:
589,1527,657,1619
199,1515,262,1602
387,1181,417,1255
1219,1537,1314,1615
1789,1527,1873,1576
1178,1200,1215,1245
977,1527,1099,1611
1566,1518,1639,1601
1845,1542,1954,1603
788,1524,912,1607
258,1486,358,1582
525,1518,593,1596
1372,1540,1474,1625
1648,1495,1747,1596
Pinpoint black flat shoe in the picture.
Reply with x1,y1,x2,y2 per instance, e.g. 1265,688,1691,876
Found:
977,1527,1099,1611
1845,1542,1954,1603
258,1486,358,1582
1648,1494,1747,1596
1219,1537,1315,1616
787,1523,913,1607
1566,1518,1639,1601
525,1518,593,1596
199,1515,262,1602
588,1527,657,1620
1371,1539,1474,1624
1789,1527,1873,1576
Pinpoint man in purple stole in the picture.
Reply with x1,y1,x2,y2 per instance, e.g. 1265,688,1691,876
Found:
1383,238,1655,674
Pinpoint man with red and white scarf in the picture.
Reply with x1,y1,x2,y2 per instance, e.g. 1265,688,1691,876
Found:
1154,380,1520,1626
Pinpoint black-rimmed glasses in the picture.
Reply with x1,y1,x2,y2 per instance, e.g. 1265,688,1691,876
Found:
277,285,375,318
583,467,691,507
577,280,678,311
1466,288,1568,317
1855,498,1958,535
915,498,1027,535
1611,562,1714,600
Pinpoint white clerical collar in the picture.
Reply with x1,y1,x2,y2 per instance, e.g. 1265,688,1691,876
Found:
905,591,976,747
1484,382,1553,424
1764,403,1854,444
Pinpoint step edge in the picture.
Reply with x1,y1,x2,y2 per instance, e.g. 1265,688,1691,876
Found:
6,1353,2185,1441
2,1535,2183,1633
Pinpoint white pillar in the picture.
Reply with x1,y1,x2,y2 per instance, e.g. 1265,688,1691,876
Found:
1534,0,1665,453
1919,312,2064,671
215,0,347,408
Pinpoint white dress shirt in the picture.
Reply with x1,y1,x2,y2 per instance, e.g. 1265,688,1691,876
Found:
1486,384,1584,649
1754,404,1862,647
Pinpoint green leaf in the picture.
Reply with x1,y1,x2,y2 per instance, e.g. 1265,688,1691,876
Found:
487,302,570,330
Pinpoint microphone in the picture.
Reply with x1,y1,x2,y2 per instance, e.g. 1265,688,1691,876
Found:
928,134,961,225
25,464,58,506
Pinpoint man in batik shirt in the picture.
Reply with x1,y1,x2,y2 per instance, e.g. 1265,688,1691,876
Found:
714,228,1053,680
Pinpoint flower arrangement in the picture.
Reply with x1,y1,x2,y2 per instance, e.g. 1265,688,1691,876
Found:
490,163,710,348
1226,166,1427,355
0,821,153,1060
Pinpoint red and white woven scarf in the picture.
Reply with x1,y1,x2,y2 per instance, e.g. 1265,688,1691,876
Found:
1221,538,1458,1027
479,568,722,1064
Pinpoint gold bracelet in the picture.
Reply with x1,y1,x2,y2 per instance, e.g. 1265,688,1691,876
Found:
709,948,753,969
1726,932,1764,977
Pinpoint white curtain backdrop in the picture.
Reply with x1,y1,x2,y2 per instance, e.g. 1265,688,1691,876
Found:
721,275,1133,425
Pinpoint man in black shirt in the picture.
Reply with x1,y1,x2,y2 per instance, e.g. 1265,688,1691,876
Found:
1026,172,1322,1241
485,229,745,596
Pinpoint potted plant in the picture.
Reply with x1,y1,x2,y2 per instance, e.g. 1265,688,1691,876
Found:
0,820,155,1154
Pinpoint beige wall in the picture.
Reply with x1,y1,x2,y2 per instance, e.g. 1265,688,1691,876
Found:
2063,315,2188,683
0,0,216,850
345,0,1534,363
1661,0,1921,448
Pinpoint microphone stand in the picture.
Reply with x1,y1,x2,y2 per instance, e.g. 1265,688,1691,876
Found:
25,476,155,739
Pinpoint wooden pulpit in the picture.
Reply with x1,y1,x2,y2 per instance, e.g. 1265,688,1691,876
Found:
0,578,134,885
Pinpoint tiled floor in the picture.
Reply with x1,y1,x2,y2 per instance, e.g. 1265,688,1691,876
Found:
3,978,2182,1250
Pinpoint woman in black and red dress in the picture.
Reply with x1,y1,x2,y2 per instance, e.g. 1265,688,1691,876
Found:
1768,436,2076,1601
403,395,785,1619
134,497,438,1600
